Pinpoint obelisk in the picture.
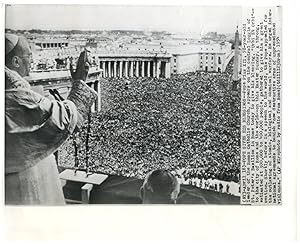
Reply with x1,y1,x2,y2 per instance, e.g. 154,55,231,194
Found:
232,26,240,90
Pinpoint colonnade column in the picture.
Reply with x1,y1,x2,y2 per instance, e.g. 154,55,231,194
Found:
113,61,117,78
156,61,161,78
108,61,111,78
125,61,128,77
119,61,123,77
135,61,139,77
129,61,134,77
100,61,102,77
98,59,168,79
141,61,145,77
153,61,157,78
102,61,106,78
98,61,102,77
147,61,150,77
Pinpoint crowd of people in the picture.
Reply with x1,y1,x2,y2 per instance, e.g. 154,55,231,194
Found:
59,58,241,191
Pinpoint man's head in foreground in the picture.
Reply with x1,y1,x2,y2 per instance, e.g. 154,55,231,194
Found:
140,169,180,204
5,34,32,77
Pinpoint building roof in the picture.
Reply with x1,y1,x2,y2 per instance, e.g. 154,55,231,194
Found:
34,39,69,44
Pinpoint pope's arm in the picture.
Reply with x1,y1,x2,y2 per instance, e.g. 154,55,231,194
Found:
5,69,97,174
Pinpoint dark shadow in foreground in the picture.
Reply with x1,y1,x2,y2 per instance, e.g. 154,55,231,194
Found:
63,175,240,204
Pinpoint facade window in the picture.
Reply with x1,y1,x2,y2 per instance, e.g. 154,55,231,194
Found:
218,57,221,64
211,56,214,60
206,56,208,60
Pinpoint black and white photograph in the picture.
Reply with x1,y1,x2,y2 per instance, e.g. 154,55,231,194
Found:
5,4,283,206
3,1,299,243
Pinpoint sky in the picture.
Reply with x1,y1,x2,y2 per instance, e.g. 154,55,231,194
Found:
6,5,242,34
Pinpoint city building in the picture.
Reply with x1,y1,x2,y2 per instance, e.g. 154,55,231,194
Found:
97,53,172,78
172,42,233,74
30,39,69,51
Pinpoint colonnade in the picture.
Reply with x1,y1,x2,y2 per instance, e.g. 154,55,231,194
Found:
99,59,171,78
37,42,69,49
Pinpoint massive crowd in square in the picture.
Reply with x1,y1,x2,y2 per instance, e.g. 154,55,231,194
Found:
59,58,240,194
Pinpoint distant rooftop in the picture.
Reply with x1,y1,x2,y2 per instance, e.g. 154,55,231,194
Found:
33,39,69,43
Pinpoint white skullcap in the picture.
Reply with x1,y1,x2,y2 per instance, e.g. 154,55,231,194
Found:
5,33,19,55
